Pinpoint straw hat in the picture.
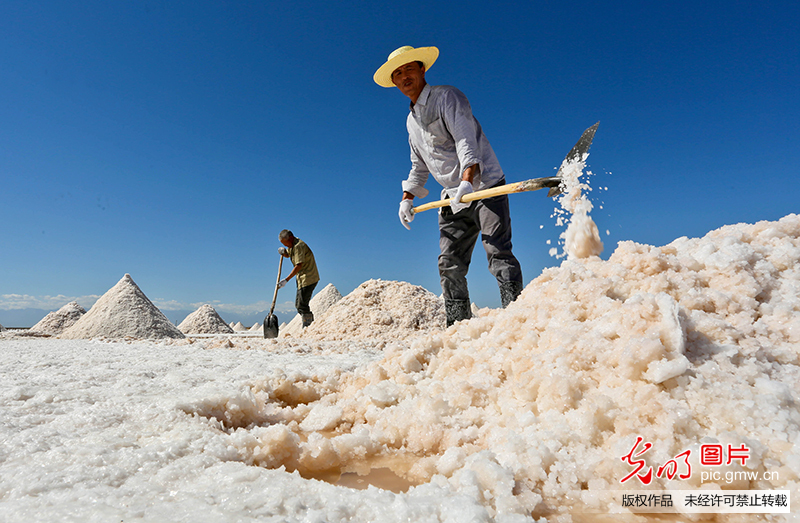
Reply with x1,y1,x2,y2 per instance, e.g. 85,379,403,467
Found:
373,45,439,88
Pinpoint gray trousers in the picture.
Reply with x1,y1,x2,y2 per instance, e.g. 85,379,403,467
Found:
437,184,522,302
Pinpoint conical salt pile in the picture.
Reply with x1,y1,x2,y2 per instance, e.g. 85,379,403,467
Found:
178,304,233,335
60,274,184,339
303,279,444,340
280,283,343,338
232,322,247,332
29,301,87,336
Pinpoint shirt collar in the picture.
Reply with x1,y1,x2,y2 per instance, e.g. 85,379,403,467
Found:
410,83,432,111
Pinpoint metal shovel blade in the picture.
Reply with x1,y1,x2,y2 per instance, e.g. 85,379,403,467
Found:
547,121,599,197
263,314,279,339
263,254,284,339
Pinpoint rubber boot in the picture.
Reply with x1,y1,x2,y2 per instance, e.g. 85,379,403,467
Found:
499,281,524,308
445,299,472,327
301,313,314,328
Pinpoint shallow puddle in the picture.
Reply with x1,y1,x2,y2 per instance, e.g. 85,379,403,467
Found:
300,454,421,494
335,467,416,493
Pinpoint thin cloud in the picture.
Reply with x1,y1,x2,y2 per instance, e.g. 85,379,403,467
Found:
1,294,296,317
0,294,100,311
151,299,276,314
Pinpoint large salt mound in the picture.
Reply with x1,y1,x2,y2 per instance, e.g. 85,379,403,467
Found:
281,283,343,338
28,301,87,336
178,304,234,335
302,279,445,341
61,274,184,340
203,214,799,519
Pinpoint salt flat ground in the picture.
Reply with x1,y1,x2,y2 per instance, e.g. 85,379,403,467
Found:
0,337,442,523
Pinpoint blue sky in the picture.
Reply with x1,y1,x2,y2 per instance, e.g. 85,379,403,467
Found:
1,0,798,326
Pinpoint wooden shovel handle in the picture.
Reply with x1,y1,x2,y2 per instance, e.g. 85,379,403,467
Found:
412,176,561,214
411,122,599,215
270,255,283,314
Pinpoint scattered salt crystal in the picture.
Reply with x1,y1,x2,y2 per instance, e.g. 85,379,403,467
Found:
551,153,604,259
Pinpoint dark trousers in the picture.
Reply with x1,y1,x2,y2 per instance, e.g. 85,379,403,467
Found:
437,185,522,302
296,282,317,316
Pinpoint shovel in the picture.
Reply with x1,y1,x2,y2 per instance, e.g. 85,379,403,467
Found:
263,255,284,339
412,122,599,214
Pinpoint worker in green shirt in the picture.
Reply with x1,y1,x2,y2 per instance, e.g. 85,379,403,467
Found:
277,229,320,328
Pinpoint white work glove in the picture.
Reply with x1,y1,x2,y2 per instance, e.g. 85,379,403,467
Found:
277,278,288,289
278,247,288,256
450,180,474,213
399,199,414,230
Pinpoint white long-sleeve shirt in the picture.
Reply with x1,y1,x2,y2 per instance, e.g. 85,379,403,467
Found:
401,84,504,199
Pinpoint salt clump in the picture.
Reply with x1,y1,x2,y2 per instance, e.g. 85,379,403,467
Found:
220,214,799,519
28,301,87,336
60,274,184,339
281,283,343,338
303,279,444,340
178,304,234,335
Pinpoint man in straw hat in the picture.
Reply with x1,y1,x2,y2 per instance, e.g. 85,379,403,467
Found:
374,45,524,326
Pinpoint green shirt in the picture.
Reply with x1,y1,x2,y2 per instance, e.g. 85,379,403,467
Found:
288,238,319,288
